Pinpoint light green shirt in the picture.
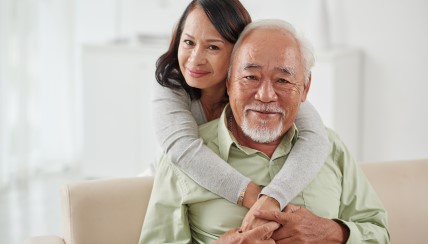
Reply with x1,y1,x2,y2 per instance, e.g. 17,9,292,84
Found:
139,108,389,244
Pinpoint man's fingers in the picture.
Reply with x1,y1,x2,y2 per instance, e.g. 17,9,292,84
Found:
246,221,280,239
284,204,301,213
215,224,279,244
254,210,289,224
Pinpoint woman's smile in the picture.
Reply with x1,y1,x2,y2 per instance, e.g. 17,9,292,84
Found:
187,67,210,78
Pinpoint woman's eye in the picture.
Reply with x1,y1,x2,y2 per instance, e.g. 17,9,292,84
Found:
208,45,220,50
183,40,194,46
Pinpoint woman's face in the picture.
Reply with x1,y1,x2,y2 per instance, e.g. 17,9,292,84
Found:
178,6,234,93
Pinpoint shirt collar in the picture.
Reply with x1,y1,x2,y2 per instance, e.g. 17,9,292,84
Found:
217,105,298,162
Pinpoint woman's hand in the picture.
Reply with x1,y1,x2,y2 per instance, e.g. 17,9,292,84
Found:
240,195,280,232
214,221,279,244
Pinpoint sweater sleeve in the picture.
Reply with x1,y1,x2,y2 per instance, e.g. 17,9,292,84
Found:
152,84,250,203
260,101,332,209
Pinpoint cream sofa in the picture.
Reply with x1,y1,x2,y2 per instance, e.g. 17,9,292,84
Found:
23,159,428,244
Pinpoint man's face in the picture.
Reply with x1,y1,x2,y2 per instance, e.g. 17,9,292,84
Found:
227,28,310,144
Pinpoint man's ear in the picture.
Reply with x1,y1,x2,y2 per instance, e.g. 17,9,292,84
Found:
301,73,311,102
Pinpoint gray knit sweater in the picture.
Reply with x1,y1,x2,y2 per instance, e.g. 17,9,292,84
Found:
152,84,331,209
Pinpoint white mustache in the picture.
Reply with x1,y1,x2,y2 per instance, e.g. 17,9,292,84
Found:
244,103,285,116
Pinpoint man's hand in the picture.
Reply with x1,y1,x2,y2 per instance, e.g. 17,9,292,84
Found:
254,204,350,243
214,221,280,244
240,195,280,232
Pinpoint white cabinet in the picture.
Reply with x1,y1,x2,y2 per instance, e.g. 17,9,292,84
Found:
309,48,362,159
81,42,166,178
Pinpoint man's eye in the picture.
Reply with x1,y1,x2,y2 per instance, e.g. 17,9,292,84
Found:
208,45,220,50
244,75,257,80
277,78,290,84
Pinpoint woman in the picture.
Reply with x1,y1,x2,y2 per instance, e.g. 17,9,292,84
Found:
152,0,330,230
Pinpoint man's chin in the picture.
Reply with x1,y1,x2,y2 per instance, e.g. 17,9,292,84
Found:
245,130,281,144
241,123,284,144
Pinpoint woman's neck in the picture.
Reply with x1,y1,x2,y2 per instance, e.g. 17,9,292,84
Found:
200,86,227,122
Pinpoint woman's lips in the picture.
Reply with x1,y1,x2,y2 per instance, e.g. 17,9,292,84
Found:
187,68,209,78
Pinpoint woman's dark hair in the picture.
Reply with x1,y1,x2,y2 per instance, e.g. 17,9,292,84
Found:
155,0,252,100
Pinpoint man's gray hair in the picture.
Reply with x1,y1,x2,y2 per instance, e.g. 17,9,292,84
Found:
228,19,315,84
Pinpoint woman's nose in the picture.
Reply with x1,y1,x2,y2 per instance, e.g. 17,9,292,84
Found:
188,46,207,65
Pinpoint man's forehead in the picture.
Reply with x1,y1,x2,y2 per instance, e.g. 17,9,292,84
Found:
237,32,298,58
234,45,299,71
239,61,296,77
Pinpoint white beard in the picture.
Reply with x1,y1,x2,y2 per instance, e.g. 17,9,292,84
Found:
240,104,285,143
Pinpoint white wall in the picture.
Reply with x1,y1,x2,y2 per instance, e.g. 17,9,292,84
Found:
75,0,428,169
341,0,428,161
242,0,428,161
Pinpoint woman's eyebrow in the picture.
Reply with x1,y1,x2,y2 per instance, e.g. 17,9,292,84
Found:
182,33,225,43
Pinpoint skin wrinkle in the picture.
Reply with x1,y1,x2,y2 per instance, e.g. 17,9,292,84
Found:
226,28,309,157
230,24,312,84
178,6,234,121
178,6,233,97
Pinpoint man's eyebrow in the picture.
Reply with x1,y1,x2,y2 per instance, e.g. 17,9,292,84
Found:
243,63,295,77
243,63,262,70
182,33,225,43
277,66,295,77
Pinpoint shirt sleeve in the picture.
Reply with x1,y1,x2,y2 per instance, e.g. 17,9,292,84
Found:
332,131,390,244
138,154,192,244
261,101,332,209
152,84,250,204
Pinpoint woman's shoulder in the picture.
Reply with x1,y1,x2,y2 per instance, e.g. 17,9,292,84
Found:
153,84,207,125
154,84,191,102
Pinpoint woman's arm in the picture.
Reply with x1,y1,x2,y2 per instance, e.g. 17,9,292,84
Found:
260,101,331,209
152,85,250,203
153,85,329,208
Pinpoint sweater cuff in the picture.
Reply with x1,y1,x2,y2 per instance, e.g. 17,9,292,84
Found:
259,187,288,210
222,176,251,204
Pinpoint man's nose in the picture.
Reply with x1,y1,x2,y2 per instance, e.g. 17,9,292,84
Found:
188,46,207,65
255,80,278,102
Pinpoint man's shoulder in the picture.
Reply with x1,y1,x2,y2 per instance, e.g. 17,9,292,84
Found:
325,127,356,169
326,128,348,153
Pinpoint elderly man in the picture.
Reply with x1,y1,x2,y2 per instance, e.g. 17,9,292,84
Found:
139,19,389,244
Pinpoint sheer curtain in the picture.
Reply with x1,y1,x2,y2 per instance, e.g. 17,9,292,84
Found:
0,0,79,188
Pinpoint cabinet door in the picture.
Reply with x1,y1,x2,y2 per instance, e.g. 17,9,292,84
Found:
309,48,362,158
81,44,165,178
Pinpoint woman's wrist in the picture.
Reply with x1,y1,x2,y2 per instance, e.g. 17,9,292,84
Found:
241,182,262,208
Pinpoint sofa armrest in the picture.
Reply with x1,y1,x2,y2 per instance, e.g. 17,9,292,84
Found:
361,159,428,244
23,236,65,244
62,176,153,244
